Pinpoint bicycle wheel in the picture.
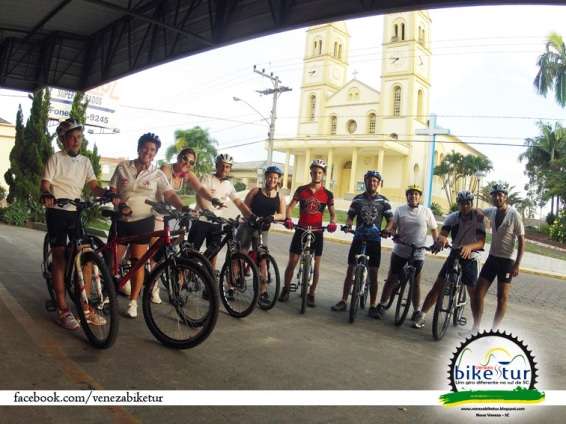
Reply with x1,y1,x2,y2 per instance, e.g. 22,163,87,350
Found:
432,278,455,341
182,249,215,280
42,234,57,311
219,252,259,318
349,266,363,323
452,282,467,327
300,254,312,315
394,271,413,327
384,273,402,311
257,253,280,311
360,282,369,310
73,251,119,349
143,257,219,349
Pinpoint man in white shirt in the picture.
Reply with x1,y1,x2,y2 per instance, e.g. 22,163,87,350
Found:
378,184,438,321
189,153,251,269
472,184,525,332
40,118,110,330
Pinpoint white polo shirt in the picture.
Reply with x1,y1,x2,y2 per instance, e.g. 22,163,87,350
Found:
483,206,525,259
42,151,97,211
197,174,238,219
110,160,173,222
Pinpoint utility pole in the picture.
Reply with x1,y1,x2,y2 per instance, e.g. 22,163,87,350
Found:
253,65,292,166
415,114,450,208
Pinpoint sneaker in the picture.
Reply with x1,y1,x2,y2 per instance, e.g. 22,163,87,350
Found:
119,280,131,297
369,304,385,319
307,294,316,307
83,306,107,326
258,292,271,308
57,309,80,330
127,300,138,318
278,286,290,302
151,284,162,304
331,300,347,312
414,312,426,329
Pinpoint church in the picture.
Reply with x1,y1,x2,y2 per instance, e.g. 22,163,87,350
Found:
273,10,485,209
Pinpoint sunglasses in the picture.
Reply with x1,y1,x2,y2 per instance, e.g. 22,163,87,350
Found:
181,155,195,166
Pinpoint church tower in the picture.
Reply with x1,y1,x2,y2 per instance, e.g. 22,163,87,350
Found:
379,11,432,137
297,22,350,137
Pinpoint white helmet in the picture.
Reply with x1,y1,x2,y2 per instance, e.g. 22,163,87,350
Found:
216,153,234,165
310,159,327,172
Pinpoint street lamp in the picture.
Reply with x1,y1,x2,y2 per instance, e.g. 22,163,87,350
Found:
233,96,276,166
474,171,486,208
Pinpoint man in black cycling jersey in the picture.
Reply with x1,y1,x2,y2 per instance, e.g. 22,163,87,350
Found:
414,191,486,329
237,165,286,307
330,170,392,318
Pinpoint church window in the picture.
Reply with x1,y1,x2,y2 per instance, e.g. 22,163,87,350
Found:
393,86,401,117
348,87,359,101
401,23,405,41
333,42,338,57
319,40,323,55
330,115,337,134
309,94,316,120
313,40,317,56
338,44,342,59
347,119,357,134
368,113,376,134
417,90,424,122
392,24,398,41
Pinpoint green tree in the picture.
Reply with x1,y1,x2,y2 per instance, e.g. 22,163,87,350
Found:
534,32,566,107
4,105,25,203
69,92,101,179
165,127,218,177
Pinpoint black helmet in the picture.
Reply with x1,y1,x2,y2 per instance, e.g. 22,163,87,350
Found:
264,165,283,176
138,133,161,151
456,190,474,204
364,170,383,182
490,184,508,196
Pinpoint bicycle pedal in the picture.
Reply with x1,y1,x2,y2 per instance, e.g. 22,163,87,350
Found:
45,300,57,312
459,317,467,326
289,283,298,292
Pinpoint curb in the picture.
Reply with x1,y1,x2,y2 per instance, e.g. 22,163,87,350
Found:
270,227,566,281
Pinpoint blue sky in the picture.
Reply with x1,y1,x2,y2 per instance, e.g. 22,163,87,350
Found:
1,4,565,207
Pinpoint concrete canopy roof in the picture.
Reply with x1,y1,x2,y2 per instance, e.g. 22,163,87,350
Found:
1,0,563,92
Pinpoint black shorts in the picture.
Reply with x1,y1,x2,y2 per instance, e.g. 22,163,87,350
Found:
389,252,424,276
480,255,515,284
116,216,155,245
289,229,324,257
347,238,381,267
438,251,478,287
188,220,222,252
46,208,79,247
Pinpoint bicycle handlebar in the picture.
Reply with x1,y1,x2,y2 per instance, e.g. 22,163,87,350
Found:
391,235,433,251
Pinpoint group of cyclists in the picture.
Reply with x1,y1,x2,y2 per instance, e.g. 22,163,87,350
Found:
40,117,525,339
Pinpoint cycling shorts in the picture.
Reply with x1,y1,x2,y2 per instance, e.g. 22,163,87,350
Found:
347,238,381,268
479,255,515,284
438,251,478,287
388,252,424,276
290,228,323,257
46,208,79,247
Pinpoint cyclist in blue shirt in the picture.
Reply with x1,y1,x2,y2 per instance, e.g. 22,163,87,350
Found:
331,171,392,318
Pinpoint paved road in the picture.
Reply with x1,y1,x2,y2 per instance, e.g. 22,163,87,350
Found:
0,224,565,423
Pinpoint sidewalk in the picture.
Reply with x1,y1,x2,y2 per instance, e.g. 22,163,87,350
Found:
271,226,566,280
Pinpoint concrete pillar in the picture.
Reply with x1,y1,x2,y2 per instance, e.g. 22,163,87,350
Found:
303,148,311,183
348,148,358,193
326,148,334,190
283,150,290,189
377,149,385,172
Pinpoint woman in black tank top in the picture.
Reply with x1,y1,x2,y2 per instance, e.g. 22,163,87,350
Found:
250,190,279,218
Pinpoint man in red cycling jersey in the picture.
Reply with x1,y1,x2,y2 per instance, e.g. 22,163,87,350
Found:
278,159,337,307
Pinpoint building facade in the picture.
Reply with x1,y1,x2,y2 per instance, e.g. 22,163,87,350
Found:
273,11,485,208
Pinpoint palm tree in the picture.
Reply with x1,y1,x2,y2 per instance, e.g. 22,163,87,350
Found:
462,155,493,193
165,127,218,177
534,32,566,107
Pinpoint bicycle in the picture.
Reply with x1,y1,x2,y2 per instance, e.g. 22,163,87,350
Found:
389,236,432,327
431,245,479,341
288,224,327,314
197,213,259,318
41,197,118,349
95,200,219,349
340,225,370,323
244,216,281,311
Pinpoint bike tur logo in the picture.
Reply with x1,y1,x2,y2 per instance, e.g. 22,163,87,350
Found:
440,330,545,407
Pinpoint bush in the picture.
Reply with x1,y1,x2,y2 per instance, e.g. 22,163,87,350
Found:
2,200,30,226
0,185,6,202
430,202,443,217
449,203,458,213
234,181,246,192
549,210,566,243
538,223,550,235
546,212,556,225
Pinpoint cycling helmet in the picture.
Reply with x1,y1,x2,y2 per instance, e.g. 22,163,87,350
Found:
490,183,508,196
264,165,283,176
216,153,234,165
364,170,383,182
456,190,474,204
406,184,423,195
310,159,327,172
138,132,161,151
56,118,83,142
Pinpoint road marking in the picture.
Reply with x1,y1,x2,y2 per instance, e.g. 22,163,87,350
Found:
0,278,139,422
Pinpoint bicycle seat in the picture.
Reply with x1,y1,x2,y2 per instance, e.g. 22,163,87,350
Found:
101,209,120,219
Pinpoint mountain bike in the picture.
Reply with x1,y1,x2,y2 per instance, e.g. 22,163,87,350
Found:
41,196,118,349
340,226,370,323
